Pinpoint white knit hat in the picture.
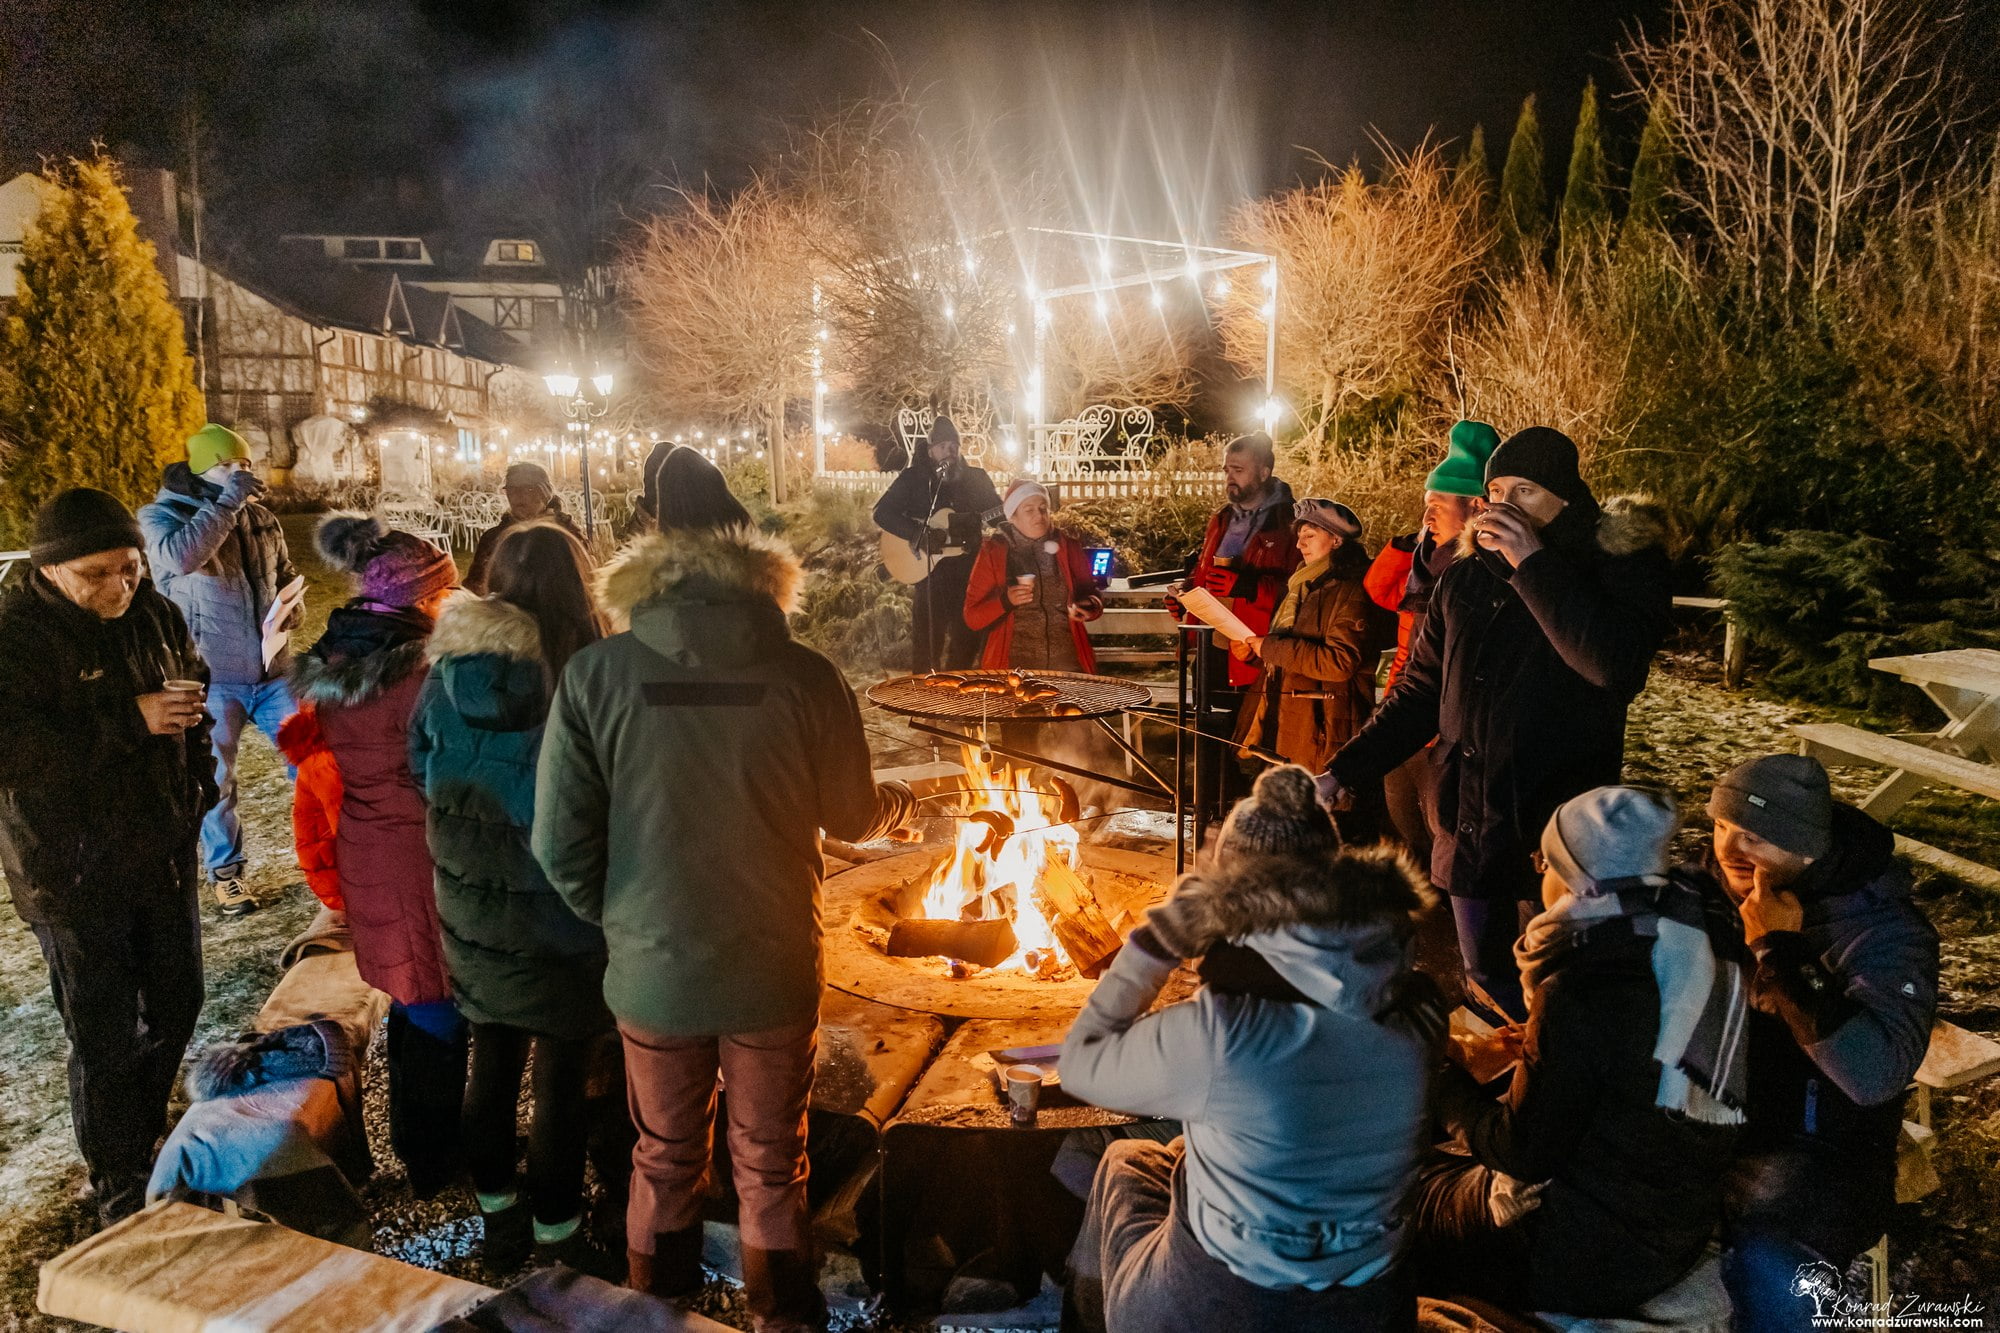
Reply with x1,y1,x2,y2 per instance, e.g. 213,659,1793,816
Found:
1002,478,1049,522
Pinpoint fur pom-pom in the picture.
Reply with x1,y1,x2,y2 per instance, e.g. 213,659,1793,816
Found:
315,512,388,573
186,1020,349,1100
1249,765,1322,823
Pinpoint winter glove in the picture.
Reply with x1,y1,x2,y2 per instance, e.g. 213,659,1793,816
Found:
1197,565,1238,597
1314,769,1353,813
920,528,952,554
1142,874,1223,960
220,470,266,507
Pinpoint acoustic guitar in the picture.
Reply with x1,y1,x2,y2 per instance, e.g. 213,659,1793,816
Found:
878,504,1005,585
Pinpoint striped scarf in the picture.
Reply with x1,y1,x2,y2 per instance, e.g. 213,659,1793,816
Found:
1516,873,1750,1125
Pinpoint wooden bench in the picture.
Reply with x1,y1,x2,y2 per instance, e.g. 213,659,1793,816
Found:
1671,595,1744,688
1794,721,2000,892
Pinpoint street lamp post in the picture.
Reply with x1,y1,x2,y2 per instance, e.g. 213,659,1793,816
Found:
543,370,613,535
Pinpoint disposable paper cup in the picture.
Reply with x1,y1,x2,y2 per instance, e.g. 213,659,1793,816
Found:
1016,574,1037,586
163,679,205,696
1004,1064,1045,1126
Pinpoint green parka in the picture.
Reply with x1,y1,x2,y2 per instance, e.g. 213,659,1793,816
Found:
532,525,915,1038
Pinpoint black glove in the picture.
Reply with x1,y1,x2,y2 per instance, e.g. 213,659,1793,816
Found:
220,470,265,507
920,529,952,554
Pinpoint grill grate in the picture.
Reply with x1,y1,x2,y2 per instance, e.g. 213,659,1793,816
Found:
867,669,1153,724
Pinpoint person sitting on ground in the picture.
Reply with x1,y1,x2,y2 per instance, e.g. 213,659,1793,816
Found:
1062,765,1443,1333
1408,785,1748,1317
1363,420,1497,868
963,479,1104,674
463,462,584,595
409,521,617,1275
1319,427,1672,1023
139,422,303,917
535,445,917,1327
0,489,218,1226
1699,756,1938,1331
290,516,465,1198
1236,498,1394,838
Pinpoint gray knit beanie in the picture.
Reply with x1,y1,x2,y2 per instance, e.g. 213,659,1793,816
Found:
1219,765,1342,861
1707,755,1833,861
1541,785,1679,895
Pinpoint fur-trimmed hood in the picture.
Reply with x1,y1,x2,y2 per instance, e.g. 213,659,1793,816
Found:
1176,845,1436,1016
597,524,803,669
289,605,432,708
598,524,803,621
1457,491,1668,560
427,591,543,664
187,1020,351,1100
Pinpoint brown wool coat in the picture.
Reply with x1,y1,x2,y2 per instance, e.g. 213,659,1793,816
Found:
1251,559,1395,771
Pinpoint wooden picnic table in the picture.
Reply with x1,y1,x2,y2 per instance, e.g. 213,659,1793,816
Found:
1794,648,2000,892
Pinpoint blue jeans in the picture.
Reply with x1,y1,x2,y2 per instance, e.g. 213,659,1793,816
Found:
1449,895,1532,1024
200,678,297,879
1722,1230,1825,1332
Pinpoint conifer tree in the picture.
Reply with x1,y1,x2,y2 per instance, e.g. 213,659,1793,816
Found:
1622,93,1678,244
1498,95,1548,268
1561,80,1613,261
0,156,204,544
1453,124,1492,213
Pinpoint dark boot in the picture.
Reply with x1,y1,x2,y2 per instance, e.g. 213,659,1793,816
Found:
628,1225,705,1299
741,1245,828,1332
480,1200,533,1273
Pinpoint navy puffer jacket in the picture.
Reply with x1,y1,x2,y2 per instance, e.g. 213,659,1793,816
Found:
408,593,610,1039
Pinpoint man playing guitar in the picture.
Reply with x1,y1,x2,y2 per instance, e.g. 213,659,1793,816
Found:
873,416,1002,671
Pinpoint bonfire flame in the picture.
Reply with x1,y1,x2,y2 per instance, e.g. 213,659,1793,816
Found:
918,747,1080,974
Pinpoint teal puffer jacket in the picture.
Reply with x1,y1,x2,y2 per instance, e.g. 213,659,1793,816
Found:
409,593,610,1039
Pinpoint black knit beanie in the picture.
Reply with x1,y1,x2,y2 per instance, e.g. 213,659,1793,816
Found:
30,488,144,568
1484,427,1590,505
1219,765,1342,860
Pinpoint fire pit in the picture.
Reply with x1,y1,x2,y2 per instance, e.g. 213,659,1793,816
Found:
825,749,1172,1020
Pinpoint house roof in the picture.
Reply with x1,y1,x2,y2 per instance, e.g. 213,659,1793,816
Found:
246,263,530,368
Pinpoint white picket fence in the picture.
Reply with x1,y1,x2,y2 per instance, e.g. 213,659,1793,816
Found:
815,469,1225,501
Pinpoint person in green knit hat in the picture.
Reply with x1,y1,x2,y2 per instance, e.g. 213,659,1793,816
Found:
1360,420,1499,867
138,423,303,917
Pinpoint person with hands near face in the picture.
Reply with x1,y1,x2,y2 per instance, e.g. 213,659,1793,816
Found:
0,489,218,1227
1317,426,1672,1025
1062,766,1442,1333
1697,755,1939,1332
139,423,304,916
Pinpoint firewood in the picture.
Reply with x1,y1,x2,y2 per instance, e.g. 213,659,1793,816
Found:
1036,857,1123,978
886,916,1019,969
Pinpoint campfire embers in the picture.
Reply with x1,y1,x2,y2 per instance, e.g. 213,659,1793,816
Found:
879,748,1123,980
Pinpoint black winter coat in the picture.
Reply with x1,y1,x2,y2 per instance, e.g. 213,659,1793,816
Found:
1329,496,1670,900
1436,918,1739,1315
0,574,216,925
408,594,611,1039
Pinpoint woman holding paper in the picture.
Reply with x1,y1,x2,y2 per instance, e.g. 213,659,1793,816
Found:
1235,499,1394,778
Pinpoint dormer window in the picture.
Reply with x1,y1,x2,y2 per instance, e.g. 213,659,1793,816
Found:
495,240,539,263
343,238,381,259
384,239,422,260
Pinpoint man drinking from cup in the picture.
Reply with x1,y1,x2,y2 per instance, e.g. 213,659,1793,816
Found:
0,489,217,1226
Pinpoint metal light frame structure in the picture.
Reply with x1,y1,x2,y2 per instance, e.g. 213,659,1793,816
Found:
544,369,614,532
810,226,1278,478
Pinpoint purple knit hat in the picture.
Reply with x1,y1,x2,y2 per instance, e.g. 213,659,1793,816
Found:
315,514,457,609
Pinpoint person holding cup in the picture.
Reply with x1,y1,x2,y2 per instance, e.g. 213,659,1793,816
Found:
0,489,218,1226
963,479,1104,672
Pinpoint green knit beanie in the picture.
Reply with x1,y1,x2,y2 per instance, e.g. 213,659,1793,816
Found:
187,423,252,476
1423,420,1501,498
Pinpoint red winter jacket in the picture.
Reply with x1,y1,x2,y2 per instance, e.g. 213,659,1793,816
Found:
963,532,1104,671
275,707,344,911
1186,485,1301,687
1364,536,1420,691
290,608,449,1008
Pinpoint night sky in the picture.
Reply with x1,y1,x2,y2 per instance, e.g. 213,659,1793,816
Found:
4,0,1671,242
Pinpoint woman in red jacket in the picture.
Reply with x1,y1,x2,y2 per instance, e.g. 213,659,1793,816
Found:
290,515,462,1196
963,480,1104,672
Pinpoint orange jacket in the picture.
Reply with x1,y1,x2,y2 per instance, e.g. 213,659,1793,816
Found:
275,707,344,911
963,532,1104,672
1364,535,1420,691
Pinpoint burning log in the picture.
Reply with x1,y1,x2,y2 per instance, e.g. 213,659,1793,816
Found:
1036,857,1123,979
886,917,1020,969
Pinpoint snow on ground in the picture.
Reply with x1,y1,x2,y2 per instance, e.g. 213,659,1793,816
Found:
1,530,1996,1326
